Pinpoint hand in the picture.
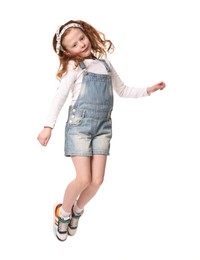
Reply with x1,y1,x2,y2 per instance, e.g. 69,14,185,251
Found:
37,127,52,146
147,81,166,94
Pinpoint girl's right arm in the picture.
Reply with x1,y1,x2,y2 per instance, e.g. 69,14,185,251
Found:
37,61,78,146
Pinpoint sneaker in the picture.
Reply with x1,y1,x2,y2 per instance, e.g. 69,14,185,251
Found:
68,206,84,236
53,203,71,241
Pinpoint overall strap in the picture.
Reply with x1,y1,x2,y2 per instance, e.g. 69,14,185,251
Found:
79,61,86,70
99,59,111,73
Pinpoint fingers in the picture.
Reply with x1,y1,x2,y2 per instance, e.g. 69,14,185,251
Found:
40,140,48,146
37,128,52,146
159,82,166,89
37,135,49,146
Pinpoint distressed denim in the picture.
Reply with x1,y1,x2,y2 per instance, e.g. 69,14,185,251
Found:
65,60,113,156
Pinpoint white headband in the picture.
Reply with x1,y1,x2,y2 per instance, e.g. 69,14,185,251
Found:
56,23,84,54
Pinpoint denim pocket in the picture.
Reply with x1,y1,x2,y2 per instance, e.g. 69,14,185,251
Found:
67,109,85,126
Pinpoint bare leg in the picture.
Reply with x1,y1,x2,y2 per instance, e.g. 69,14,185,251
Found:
76,155,107,209
62,156,91,212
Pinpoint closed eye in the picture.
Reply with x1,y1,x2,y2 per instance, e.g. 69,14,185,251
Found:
80,35,85,41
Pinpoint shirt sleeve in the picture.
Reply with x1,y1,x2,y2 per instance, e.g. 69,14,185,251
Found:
44,64,77,128
108,61,149,98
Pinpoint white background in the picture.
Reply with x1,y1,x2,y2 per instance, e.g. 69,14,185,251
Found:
0,0,200,259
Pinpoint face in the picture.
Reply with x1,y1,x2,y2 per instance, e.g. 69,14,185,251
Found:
62,28,92,58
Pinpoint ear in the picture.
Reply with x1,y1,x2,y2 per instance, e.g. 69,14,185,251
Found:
63,49,70,55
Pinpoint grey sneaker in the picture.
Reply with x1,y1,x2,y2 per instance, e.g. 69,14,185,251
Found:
53,203,71,241
68,206,84,236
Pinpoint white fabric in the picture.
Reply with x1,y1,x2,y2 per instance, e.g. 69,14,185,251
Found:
60,207,71,218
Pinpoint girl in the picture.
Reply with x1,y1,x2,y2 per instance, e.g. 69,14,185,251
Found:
37,20,166,242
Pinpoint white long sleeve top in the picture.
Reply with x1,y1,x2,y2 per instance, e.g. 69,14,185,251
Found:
45,59,149,128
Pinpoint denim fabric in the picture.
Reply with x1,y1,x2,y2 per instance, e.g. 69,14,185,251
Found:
65,60,113,156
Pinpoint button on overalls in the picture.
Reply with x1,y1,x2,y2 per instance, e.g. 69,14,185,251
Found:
65,59,113,156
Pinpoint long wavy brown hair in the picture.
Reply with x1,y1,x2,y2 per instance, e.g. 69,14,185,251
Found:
52,20,114,79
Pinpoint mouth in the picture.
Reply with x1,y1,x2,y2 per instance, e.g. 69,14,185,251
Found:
82,46,89,53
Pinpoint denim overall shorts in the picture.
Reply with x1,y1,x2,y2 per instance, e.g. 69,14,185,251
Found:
65,59,113,156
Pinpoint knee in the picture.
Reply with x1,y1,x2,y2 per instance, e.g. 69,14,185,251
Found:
91,176,104,188
77,176,91,190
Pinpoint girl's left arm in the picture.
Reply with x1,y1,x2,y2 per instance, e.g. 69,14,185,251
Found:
108,60,166,97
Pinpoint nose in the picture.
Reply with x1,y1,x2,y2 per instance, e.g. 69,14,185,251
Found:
79,41,85,48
